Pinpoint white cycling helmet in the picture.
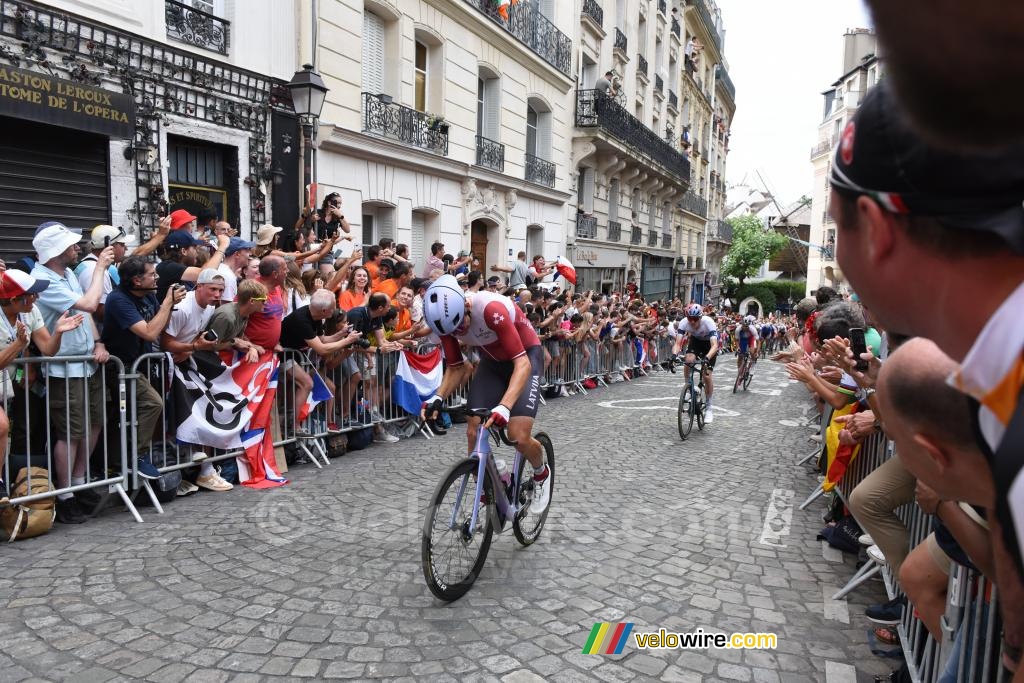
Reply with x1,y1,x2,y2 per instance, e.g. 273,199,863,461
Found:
685,304,702,318
744,314,757,325
423,274,466,335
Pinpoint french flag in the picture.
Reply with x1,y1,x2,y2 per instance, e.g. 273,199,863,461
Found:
392,347,443,417
297,367,333,423
555,256,577,285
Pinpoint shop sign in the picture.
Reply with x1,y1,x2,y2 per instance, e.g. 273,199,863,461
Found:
574,246,627,269
0,65,134,138
169,185,227,223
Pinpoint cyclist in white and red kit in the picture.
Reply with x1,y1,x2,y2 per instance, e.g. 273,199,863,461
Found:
420,274,551,512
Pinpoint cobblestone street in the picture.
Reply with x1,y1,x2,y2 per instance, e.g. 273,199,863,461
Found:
0,359,894,682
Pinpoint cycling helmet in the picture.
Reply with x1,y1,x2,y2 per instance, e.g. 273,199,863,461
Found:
744,314,756,325
685,304,702,318
423,274,466,335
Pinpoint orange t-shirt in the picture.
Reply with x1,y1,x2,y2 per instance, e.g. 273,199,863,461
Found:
337,288,368,311
364,261,381,285
394,307,412,333
372,277,400,299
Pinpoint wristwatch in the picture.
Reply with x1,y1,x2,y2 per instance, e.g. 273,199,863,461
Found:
863,387,876,400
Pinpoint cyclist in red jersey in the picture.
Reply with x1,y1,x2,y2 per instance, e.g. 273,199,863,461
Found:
420,274,551,512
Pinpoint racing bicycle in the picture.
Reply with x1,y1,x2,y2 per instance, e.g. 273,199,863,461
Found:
734,351,755,393
677,358,709,440
421,409,555,602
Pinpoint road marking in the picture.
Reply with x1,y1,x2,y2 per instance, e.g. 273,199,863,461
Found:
778,419,803,427
821,540,844,562
595,397,739,416
823,586,850,624
825,660,857,683
758,488,794,547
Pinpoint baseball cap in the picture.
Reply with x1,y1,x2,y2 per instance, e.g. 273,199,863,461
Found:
33,223,83,263
164,231,204,249
90,225,127,249
169,209,197,230
195,268,224,285
830,80,1024,254
256,223,283,246
486,276,500,285
0,270,49,298
225,237,256,256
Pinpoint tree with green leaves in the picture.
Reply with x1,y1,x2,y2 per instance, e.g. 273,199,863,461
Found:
721,214,788,287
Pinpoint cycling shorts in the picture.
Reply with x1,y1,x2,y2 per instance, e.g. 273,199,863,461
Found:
467,345,543,419
686,338,717,370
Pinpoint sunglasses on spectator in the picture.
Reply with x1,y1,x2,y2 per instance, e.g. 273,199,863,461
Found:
250,296,268,302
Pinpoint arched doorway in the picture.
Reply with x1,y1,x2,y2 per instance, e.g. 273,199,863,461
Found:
739,296,764,318
471,220,490,274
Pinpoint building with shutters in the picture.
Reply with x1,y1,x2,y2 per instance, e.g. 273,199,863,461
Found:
308,0,574,276
807,28,880,295
0,0,301,265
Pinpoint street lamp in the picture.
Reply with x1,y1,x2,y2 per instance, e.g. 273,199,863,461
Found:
287,64,328,210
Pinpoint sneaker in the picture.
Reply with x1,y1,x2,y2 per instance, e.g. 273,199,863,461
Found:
74,486,103,512
55,498,87,524
704,407,714,424
136,457,161,480
327,422,341,433
196,473,233,492
531,465,551,514
866,595,905,625
176,480,199,497
373,431,399,444
428,419,448,436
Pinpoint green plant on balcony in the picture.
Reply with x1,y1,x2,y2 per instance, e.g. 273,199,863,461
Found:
426,113,448,133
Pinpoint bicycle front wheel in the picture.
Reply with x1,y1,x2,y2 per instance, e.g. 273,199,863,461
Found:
513,432,555,546
696,383,707,430
743,363,754,390
421,457,494,602
678,383,694,440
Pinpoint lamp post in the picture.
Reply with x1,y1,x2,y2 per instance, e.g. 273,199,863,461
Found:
287,64,328,213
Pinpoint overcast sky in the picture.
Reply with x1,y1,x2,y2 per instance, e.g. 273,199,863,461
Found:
719,0,873,205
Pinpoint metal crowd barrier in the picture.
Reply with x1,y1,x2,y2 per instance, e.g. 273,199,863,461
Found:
799,413,1008,682
2,355,142,522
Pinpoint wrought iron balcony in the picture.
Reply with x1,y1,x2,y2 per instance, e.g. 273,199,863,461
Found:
576,89,691,183
708,218,732,243
462,0,572,76
662,232,672,248
810,137,834,159
582,0,603,28
608,220,621,242
362,93,449,155
614,27,627,52
576,214,597,239
668,89,678,110
671,16,681,39
658,0,667,16
717,65,736,101
165,0,230,55
637,54,648,76
525,153,555,187
647,230,659,247
631,226,642,244
694,0,723,54
476,135,505,172
679,189,708,217
654,74,664,94
695,256,703,269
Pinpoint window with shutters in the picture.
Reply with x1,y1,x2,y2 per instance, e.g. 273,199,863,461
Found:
608,179,619,224
415,41,427,112
363,11,386,96
526,106,537,157
648,196,656,235
577,167,595,214
538,0,554,20
477,70,500,141
411,211,427,273
662,201,671,233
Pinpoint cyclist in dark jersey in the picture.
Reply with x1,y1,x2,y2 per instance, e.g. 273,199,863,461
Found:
420,274,551,512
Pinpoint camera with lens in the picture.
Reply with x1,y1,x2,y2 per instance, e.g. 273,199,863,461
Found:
353,337,372,349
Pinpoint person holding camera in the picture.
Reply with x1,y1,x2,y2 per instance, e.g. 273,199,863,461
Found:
161,269,227,364
316,193,352,276
102,257,186,478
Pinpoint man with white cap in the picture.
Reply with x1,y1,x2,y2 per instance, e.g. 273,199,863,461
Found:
30,222,115,524
75,216,170,323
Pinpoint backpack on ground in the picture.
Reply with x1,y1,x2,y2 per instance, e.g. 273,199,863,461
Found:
0,467,56,542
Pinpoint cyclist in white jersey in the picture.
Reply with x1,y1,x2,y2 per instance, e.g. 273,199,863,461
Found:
676,303,720,423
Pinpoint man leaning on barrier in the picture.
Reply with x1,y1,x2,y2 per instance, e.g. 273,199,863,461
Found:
101,257,186,484
31,223,115,525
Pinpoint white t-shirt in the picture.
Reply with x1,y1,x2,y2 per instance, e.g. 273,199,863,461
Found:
0,306,45,402
74,256,114,304
216,263,238,303
165,291,215,343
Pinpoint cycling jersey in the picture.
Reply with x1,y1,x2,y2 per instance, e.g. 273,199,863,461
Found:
676,315,719,340
737,324,759,353
439,291,540,365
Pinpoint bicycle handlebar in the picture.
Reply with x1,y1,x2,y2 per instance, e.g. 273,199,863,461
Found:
419,406,517,447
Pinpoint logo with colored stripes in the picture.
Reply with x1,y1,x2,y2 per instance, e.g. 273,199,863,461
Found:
583,622,634,655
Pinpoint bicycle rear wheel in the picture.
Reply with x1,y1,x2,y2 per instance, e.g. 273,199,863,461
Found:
421,457,494,602
743,363,754,390
696,383,707,430
513,433,555,546
677,383,694,440
733,361,743,393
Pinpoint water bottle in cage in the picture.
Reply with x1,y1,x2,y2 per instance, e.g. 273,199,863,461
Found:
495,458,512,494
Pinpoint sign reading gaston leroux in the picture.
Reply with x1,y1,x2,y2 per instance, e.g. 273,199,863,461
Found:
0,65,134,138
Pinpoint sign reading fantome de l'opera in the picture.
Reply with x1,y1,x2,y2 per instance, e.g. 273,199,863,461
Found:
0,65,134,138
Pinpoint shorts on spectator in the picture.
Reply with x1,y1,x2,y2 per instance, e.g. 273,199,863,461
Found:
925,532,952,575
48,373,105,440
341,354,359,379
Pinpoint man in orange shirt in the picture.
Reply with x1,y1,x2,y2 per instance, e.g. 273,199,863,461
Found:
373,261,413,299
362,245,384,285
391,284,428,342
